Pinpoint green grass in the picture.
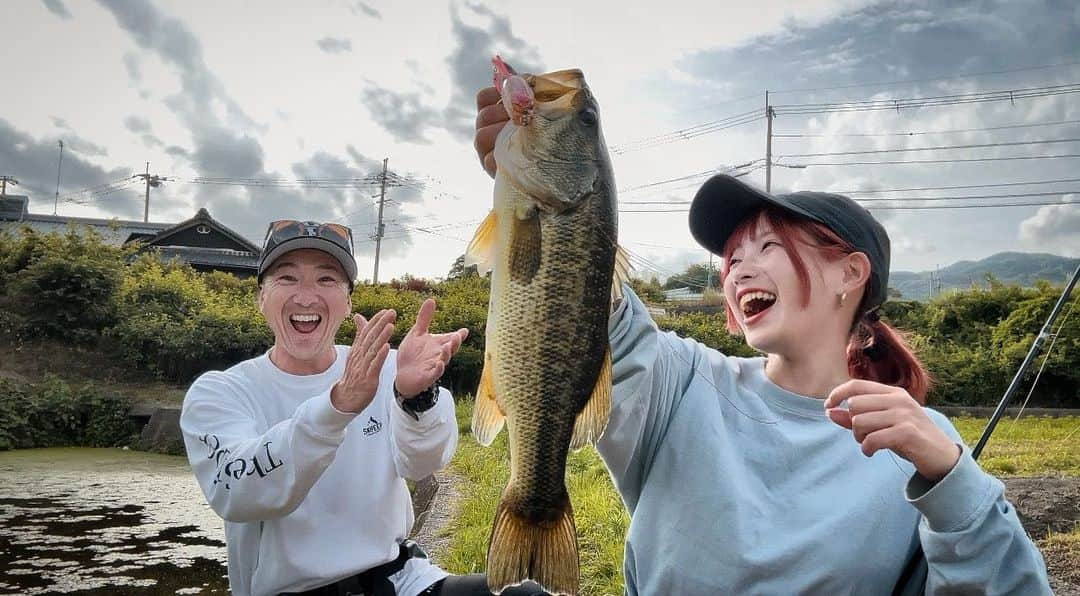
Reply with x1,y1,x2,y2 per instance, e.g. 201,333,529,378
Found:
439,399,628,596
951,416,1080,476
438,407,1079,595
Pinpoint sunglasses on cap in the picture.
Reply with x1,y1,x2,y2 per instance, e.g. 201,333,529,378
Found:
262,220,354,255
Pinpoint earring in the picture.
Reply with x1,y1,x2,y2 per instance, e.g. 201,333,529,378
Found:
839,291,847,307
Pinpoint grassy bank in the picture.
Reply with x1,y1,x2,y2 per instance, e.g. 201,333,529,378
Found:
440,401,1079,594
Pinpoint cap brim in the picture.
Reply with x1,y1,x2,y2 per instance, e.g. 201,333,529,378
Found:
688,174,821,256
258,237,357,285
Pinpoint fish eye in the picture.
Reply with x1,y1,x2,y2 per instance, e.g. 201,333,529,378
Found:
578,109,597,127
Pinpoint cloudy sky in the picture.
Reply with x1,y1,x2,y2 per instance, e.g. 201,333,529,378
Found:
3,0,1078,282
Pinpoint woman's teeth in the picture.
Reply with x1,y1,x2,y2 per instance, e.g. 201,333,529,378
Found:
739,291,777,316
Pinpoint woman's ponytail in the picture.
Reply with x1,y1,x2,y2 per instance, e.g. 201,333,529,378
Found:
847,311,931,403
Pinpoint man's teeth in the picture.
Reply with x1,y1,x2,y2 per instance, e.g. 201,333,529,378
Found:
290,314,321,323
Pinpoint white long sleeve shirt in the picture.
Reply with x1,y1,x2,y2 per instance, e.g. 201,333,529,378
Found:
181,345,456,596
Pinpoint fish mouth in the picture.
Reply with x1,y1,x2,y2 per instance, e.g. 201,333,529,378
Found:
288,313,323,335
528,70,586,112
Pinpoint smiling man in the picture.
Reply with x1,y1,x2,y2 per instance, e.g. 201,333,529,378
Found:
180,219,473,596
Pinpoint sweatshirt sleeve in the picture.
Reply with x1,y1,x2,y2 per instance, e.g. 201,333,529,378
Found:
388,380,459,482
180,371,356,523
598,285,703,512
907,412,1052,595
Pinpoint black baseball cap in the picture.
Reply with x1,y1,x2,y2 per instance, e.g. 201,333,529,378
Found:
258,220,357,289
688,174,891,311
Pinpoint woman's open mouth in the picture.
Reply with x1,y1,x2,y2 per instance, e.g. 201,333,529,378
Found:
289,313,322,334
739,291,776,325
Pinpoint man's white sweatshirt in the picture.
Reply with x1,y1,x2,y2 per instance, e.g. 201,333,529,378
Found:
180,345,456,596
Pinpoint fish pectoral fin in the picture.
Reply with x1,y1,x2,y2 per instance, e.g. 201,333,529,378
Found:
465,210,498,276
611,244,633,304
570,348,612,451
508,210,542,284
471,357,505,447
486,492,579,596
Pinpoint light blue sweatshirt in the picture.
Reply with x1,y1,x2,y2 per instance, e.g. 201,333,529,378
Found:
596,288,1051,595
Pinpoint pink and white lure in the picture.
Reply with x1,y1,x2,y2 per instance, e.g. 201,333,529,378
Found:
492,55,534,126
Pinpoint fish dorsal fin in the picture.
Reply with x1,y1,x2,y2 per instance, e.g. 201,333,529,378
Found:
471,354,505,447
570,348,611,451
465,210,498,275
611,244,633,304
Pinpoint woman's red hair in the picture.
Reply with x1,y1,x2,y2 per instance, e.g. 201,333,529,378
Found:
718,207,931,403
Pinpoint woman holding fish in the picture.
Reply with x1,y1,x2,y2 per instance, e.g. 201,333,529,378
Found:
472,69,1051,595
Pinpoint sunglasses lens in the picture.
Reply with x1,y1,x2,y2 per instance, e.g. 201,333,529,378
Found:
262,220,353,255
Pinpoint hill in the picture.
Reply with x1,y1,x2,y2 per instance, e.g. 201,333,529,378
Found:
890,252,1078,301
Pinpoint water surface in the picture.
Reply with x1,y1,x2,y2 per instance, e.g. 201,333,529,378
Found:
0,448,228,595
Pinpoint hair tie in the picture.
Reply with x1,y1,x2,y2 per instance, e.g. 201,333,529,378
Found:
862,340,886,361
864,309,881,324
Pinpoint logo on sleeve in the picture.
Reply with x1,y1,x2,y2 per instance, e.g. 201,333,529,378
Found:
363,416,383,436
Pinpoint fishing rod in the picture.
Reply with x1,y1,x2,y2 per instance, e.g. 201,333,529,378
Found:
892,263,1079,596
972,263,1079,457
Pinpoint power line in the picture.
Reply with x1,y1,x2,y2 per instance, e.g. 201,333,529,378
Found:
853,190,1080,203
784,153,1080,167
609,110,764,154
621,189,1079,206
772,118,1080,138
828,177,1080,195
619,200,1076,213
772,83,1080,115
768,59,1080,95
778,137,1080,159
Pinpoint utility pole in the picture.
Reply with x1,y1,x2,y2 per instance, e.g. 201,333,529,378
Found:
0,176,17,197
706,253,714,295
54,140,64,214
135,162,168,222
764,90,774,192
372,157,389,284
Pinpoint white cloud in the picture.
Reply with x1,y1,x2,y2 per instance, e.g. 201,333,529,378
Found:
1019,194,1080,257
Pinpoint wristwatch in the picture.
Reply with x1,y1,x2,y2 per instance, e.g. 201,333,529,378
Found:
393,382,439,420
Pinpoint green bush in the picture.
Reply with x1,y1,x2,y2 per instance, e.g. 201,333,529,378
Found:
0,227,125,342
0,375,138,450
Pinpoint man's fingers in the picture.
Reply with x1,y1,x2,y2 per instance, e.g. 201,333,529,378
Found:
482,153,497,178
365,343,391,377
351,313,368,345
409,299,436,338
476,86,502,111
357,309,394,358
476,101,510,129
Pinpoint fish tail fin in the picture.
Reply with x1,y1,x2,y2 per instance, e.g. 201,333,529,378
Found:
486,495,579,596
570,348,611,450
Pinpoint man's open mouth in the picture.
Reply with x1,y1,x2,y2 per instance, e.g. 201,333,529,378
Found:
289,313,322,334
739,291,777,319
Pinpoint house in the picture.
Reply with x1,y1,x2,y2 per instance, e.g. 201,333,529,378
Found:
137,208,260,277
0,194,171,245
0,196,259,277
663,286,705,302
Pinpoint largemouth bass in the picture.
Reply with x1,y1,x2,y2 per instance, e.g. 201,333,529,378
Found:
466,57,627,596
